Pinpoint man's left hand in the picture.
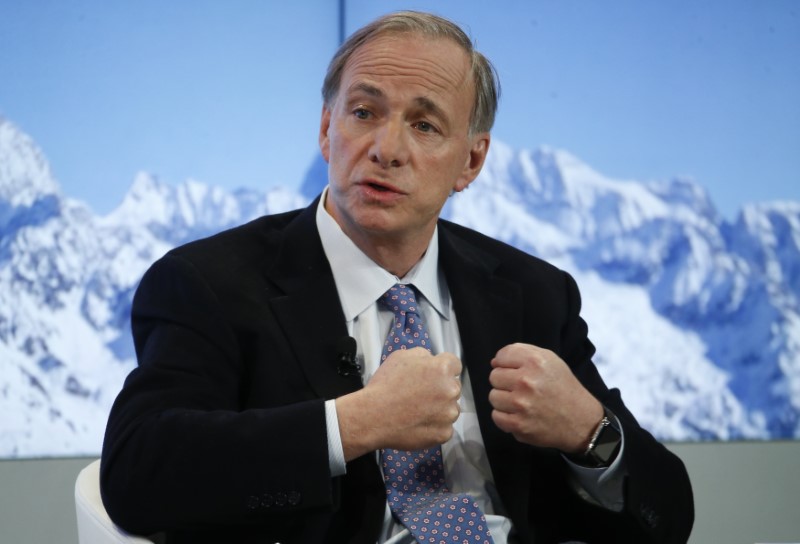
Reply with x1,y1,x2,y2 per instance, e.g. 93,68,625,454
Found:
488,342,603,454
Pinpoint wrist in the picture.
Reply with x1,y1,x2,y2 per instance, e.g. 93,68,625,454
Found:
336,391,380,461
567,406,622,468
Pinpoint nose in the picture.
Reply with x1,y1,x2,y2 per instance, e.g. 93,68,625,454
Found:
368,118,409,168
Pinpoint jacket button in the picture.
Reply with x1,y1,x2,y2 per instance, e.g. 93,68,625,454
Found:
640,505,660,528
260,493,275,508
288,491,302,506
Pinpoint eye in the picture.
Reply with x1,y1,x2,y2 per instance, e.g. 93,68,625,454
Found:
353,107,371,120
413,121,437,133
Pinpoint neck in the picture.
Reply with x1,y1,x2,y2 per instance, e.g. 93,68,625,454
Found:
351,230,432,278
320,189,436,277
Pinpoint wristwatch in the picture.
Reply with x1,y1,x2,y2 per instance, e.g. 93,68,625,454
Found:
570,407,622,468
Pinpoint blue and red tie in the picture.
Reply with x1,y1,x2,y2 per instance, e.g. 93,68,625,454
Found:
378,284,493,544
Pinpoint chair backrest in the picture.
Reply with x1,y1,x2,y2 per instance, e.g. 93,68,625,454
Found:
75,459,155,544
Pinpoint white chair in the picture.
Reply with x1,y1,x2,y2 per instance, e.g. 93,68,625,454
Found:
75,459,155,544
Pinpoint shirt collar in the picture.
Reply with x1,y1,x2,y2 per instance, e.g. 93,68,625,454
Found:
315,187,449,322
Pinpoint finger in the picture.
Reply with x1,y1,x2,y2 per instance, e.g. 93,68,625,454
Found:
437,400,460,425
495,342,551,368
488,367,518,390
434,353,463,378
490,354,520,369
447,353,464,376
488,388,519,413
438,425,455,445
451,399,461,422
491,344,529,369
491,408,517,434
444,375,462,402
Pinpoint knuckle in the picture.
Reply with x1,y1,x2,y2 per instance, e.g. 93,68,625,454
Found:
519,374,537,392
437,427,454,443
449,404,460,421
510,394,531,413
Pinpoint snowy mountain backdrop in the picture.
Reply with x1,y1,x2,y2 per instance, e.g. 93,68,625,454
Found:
1,115,798,457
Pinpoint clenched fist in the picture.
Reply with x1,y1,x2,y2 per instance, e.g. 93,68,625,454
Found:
488,343,603,454
337,347,462,460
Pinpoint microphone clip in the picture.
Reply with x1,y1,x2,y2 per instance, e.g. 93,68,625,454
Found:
336,336,361,377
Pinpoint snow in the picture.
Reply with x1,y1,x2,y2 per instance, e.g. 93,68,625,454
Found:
570,265,762,440
0,117,61,207
1,116,798,458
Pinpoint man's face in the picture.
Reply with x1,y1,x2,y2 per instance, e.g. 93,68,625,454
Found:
319,33,489,250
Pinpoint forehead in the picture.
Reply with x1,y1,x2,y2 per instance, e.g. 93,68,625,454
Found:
341,33,474,112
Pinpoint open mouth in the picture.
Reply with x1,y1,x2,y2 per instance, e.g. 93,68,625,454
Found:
368,182,391,192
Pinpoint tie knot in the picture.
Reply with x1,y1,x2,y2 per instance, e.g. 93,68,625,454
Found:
379,283,421,317
379,283,432,356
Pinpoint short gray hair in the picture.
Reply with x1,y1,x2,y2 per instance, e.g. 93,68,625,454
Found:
321,11,500,135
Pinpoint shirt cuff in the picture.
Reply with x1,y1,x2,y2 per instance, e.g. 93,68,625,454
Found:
325,399,347,477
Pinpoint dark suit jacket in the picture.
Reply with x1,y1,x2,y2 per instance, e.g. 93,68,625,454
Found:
101,200,693,543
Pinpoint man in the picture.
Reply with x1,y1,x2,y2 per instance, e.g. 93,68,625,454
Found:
101,11,693,544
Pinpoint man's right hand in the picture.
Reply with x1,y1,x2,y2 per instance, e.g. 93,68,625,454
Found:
335,347,462,460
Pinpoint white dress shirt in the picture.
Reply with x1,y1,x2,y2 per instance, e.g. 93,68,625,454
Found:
314,189,623,543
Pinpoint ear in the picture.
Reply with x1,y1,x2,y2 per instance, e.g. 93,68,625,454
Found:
453,133,490,192
319,105,332,163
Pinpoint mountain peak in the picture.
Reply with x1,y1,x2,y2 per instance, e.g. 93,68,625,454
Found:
0,117,61,207
102,171,173,227
648,176,718,221
129,170,165,194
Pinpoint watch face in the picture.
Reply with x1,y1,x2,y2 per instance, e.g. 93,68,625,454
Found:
593,424,622,463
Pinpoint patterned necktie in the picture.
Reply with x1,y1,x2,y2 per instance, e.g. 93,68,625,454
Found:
378,284,493,544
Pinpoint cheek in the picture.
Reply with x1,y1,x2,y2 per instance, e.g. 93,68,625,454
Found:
326,137,349,175
426,153,467,191
418,182,456,214
330,129,362,164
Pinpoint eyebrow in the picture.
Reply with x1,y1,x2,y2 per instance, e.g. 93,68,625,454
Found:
413,96,447,123
347,82,449,123
348,82,384,98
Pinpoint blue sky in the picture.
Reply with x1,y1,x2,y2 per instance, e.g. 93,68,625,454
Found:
0,0,797,218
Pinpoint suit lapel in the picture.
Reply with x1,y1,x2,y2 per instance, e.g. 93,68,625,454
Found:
438,222,534,529
264,200,364,400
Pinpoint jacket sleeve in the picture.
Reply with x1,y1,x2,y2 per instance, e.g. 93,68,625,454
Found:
558,270,695,544
100,253,336,537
